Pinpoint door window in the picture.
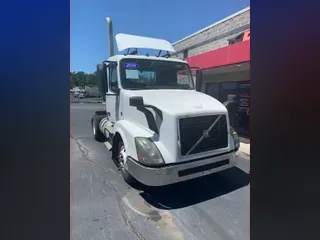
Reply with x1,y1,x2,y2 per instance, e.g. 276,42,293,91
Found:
109,66,118,92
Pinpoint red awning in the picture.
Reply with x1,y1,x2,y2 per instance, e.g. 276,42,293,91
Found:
186,39,250,70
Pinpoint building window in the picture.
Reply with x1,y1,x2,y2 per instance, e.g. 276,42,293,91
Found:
238,82,249,114
206,83,220,100
204,80,249,138
237,81,250,137
219,82,238,103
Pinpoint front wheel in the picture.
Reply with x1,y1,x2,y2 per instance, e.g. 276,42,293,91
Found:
117,140,137,185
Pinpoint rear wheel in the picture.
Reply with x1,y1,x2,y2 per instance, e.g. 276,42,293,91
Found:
117,140,136,185
92,115,105,142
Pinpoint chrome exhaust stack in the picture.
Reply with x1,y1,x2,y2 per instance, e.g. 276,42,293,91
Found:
106,17,115,57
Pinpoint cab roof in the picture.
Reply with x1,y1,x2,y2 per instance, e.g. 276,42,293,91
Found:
107,54,188,64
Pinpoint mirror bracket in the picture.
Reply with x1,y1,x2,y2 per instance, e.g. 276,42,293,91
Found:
111,86,120,95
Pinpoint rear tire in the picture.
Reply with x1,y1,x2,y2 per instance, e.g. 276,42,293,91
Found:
92,115,105,142
117,140,137,185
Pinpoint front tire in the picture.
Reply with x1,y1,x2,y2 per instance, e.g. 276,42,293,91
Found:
117,140,137,185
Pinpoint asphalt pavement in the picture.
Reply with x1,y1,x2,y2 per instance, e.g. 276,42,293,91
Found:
71,103,250,240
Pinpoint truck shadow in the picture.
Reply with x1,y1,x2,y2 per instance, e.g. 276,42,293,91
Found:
138,167,249,210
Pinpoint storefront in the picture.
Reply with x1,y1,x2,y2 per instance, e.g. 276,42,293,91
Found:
190,42,250,137
173,7,250,138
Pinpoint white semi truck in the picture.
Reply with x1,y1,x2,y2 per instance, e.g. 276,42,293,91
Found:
92,17,240,186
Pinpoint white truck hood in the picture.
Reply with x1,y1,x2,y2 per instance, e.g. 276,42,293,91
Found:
121,89,231,164
129,89,228,116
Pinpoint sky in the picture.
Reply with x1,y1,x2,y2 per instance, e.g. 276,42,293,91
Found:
71,0,249,73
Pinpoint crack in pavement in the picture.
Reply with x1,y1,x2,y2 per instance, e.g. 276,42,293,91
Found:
72,137,120,176
74,139,97,165
102,180,147,240
71,134,100,165
72,136,145,240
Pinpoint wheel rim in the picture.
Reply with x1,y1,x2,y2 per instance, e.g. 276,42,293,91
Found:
118,144,125,170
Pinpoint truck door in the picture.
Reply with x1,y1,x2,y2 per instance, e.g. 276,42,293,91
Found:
106,64,120,123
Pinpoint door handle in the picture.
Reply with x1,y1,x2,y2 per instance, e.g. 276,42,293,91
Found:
107,112,111,116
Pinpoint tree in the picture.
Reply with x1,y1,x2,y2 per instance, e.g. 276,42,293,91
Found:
71,71,97,88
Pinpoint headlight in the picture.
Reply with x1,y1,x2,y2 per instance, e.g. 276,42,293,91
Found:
135,137,164,166
230,126,240,151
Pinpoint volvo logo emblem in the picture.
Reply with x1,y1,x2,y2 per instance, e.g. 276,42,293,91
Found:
203,130,210,138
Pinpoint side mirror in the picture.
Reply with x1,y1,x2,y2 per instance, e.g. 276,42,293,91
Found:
129,96,144,107
196,69,203,92
97,63,108,95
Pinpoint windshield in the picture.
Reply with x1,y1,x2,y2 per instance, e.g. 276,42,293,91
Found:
120,59,194,90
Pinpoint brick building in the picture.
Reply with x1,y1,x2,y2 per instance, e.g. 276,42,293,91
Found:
172,7,250,137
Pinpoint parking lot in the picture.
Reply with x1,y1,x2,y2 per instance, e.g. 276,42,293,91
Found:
70,93,103,104
71,103,249,240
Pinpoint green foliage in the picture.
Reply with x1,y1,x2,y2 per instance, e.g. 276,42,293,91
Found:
71,71,97,88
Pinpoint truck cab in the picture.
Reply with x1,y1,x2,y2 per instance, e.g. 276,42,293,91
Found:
91,18,240,186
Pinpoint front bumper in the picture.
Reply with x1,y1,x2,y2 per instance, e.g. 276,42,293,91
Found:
125,151,236,186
